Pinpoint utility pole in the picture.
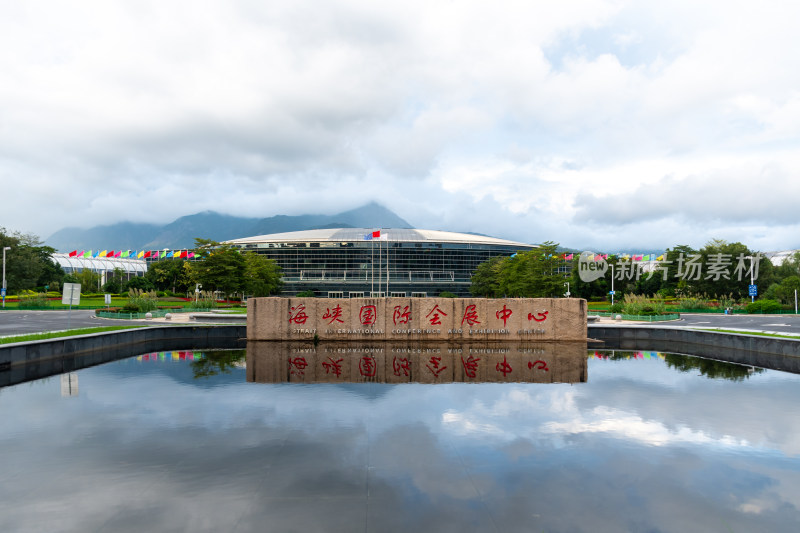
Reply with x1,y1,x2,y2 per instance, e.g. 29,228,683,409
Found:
2,246,10,308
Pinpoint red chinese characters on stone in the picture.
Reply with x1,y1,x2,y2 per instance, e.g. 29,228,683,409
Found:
528,310,549,322
392,356,410,376
495,355,512,377
426,356,447,378
461,355,480,378
289,304,309,324
322,305,345,324
461,304,481,327
322,357,343,377
359,356,377,377
392,305,411,325
495,305,512,327
425,304,447,325
528,360,549,371
359,305,378,326
288,356,308,376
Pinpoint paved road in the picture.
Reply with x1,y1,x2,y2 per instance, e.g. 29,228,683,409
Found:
3,310,800,338
0,310,154,336
672,313,800,335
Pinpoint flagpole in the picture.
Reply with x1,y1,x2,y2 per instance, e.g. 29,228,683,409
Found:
371,231,374,296
385,233,389,297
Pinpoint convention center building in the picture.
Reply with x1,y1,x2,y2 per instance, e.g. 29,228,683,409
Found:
223,228,536,297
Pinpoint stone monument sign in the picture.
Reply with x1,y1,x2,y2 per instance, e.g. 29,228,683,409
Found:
247,297,587,342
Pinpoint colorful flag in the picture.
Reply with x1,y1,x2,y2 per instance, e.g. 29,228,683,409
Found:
363,233,373,241
565,253,574,260
657,254,664,261
166,251,174,258
68,250,77,257
98,250,107,258
643,254,650,261
144,251,151,258
121,250,129,258
188,251,195,259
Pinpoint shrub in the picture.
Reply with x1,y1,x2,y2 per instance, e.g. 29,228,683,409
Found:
296,290,316,297
746,299,782,314
125,289,159,313
17,293,50,309
190,291,218,309
439,291,457,298
620,293,666,316
679,295,710,310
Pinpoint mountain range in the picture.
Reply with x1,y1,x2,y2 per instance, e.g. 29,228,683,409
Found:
45,202,413,252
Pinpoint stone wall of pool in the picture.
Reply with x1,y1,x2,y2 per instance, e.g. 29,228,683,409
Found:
0,326,246,387
590,324,800,374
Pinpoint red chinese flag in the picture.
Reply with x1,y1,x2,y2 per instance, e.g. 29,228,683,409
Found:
180,250,188,258
144,251,152,258
69,250,77,257
372,230,381,238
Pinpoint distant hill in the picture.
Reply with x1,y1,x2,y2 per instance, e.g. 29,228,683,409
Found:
45,202,413,252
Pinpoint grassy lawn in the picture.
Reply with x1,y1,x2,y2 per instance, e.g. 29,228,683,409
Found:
1,294,243,310
694,328,800,339
0,325,150,344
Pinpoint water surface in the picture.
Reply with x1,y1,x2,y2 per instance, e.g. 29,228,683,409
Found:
1,347,798,532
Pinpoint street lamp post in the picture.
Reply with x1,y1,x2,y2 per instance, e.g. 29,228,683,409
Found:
2,246,10,308
610,263,615,306
564,281,570,298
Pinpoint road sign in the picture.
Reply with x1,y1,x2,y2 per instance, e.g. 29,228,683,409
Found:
609,290,616,295
1,288,5,297
62,283,81,306
749,284,758,297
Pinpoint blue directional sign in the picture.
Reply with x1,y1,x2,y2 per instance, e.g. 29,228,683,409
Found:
609,290,616,295
1,288,5,297
749,284,758,297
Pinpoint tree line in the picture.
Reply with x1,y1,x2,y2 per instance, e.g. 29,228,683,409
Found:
471,238,800,305
0,229,282,299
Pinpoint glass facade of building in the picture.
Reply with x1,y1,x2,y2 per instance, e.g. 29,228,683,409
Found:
224,228,537,297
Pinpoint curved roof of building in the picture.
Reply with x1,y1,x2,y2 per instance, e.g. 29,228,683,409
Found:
224,228,535,248
52,253,148,274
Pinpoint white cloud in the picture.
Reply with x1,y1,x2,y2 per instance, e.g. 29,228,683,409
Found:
0,0,799,251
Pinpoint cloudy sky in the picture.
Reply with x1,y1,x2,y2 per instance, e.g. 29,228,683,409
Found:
2,0,799,251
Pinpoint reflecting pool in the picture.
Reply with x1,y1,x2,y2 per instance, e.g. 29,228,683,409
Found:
1,345,799,532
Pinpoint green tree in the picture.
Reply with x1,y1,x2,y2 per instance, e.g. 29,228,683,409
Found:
146,259,192,293
125,276,155,291
470,256,504,297
102,268,126,294
193,246,246,298
243,252,283,296
0,229,61,293
570,254,610,301
76,269,101,293
470,242,567,298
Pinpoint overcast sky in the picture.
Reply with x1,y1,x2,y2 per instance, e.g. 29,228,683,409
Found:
2,0,799,251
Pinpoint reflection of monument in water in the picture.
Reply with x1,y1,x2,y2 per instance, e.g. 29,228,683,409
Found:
247,342,588,384
246,296,589,384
